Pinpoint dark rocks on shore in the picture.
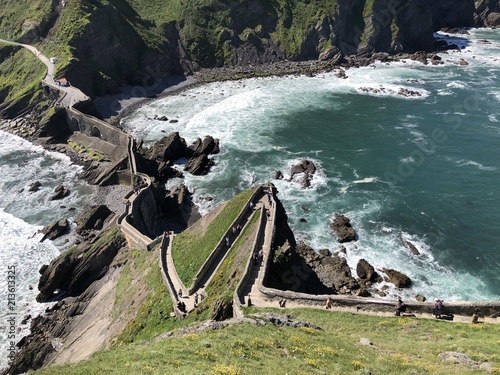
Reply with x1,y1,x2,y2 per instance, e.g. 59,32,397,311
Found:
39,219,69,242
144,132,219,177
274,170,284,180
270,241,360,295
440,27,471,35
74,205,112,237
188,135,220,157
36,228,126,302
330,214,357,243
49,185,70,201
147,132,188,163
184,154,214,175
158,183,200,232
356,258,378,282
381,267,412,288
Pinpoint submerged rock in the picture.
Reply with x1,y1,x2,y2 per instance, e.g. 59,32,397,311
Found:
28,181,42,192
400,236,421,256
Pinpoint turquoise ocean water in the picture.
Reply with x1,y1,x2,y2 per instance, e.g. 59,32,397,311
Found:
122,29,500,303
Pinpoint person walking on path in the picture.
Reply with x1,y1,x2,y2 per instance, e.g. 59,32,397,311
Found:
434,299,443,318
395,297,406,316
325,297,332,309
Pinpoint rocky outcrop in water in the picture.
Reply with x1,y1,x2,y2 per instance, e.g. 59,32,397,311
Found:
289,159,316,188
356,259,378,282
269,240,360,295
39,219,70,242
400,236,421,256
330,214,357,243
145,132,219,176
381,268,412,288
49,185,70,201
147,132,188,163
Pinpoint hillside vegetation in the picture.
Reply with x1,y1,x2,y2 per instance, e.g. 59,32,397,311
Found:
33,307,500,374
0,0,488,105
0,43,48,115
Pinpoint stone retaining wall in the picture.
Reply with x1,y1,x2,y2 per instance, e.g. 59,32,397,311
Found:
187,185,266,294
65,105,128,159
159,233,185,319
233,206,267,318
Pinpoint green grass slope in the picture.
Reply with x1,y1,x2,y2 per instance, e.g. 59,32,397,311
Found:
0,43,47,113
33,308,500,374
172,188,254,287
0,0,53,40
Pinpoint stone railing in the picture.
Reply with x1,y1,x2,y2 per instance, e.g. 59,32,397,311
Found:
187,185,265,295
117,171,156,249
233,205,267,318
159,232,185,318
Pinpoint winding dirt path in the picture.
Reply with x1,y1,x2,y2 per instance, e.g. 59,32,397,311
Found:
0,38,89,107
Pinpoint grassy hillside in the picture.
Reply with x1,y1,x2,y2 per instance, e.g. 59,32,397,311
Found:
0,0,53,40
172,188,254,287
0,43,47,112
21,189,499,375
33,307,500,374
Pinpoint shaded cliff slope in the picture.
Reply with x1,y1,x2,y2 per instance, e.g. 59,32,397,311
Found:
0,0,498,104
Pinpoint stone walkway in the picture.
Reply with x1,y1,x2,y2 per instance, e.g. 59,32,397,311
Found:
161,187,269,315
0,38,89,107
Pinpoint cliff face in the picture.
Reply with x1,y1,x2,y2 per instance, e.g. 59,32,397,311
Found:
3,0,496,101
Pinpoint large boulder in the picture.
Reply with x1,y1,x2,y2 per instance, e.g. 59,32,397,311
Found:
147,132,188,163
356,258,376,281
330,214,357,243
188,136,220,156
294,242,360,294
39,219,70,242
74,205,112,236
381,268,412,288
289,159,316,188
184,154,214,175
